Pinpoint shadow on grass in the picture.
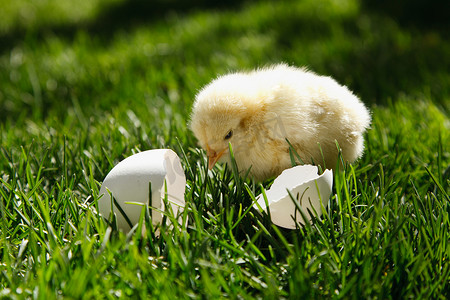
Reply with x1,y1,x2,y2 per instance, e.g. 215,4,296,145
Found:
0,0,250,54
362,0,450,32
263,1,450,105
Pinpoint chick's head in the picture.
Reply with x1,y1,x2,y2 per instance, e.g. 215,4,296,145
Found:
190,74,261,170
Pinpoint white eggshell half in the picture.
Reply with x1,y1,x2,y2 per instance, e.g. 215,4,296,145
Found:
98,149,186,231
254,165,333,229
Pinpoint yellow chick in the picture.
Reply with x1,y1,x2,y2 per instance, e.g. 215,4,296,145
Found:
190,64,371,181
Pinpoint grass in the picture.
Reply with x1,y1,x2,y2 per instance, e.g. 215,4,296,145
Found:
0,0,449,298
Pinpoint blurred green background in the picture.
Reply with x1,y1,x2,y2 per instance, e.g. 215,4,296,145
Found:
1,0,449,124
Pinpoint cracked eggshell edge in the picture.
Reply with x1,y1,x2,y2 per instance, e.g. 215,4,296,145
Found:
254,165,333,229
98,149,186,232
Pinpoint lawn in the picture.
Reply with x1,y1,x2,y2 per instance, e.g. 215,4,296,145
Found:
0,0,449,298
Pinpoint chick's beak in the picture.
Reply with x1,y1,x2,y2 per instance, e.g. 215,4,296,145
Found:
206,145,226,170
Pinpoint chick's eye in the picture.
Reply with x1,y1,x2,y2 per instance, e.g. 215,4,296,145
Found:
224,130,233,140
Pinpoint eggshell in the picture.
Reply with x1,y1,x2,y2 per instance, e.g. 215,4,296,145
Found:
254,165,333,229
98,149,186,231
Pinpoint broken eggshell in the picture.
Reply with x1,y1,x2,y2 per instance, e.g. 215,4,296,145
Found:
98,149,186,231
254,165,333,229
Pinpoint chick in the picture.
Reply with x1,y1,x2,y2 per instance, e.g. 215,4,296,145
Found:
190,64,371,181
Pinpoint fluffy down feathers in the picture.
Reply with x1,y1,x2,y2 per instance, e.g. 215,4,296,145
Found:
190,64,371,181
